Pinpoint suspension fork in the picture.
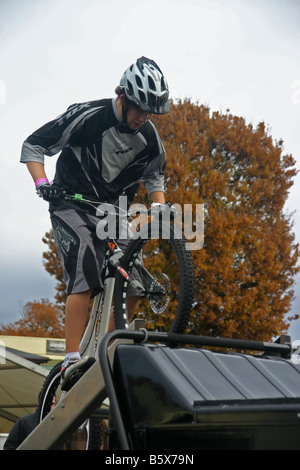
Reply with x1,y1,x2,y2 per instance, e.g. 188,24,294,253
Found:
107,239,145,295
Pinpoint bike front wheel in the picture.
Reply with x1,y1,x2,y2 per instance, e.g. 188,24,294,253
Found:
36,362,102,450
113,222,194,333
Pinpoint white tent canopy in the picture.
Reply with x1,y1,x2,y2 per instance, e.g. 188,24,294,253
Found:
0,347,48,432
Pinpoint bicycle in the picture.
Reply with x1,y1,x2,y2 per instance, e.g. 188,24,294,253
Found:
35,194,195,449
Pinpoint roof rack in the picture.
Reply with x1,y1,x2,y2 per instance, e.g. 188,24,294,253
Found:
18,323,294,450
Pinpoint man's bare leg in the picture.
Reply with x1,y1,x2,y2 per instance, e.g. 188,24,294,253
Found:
108,295,140,331
65,290,92,354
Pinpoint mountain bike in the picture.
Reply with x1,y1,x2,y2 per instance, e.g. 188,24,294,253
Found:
35,194,195,449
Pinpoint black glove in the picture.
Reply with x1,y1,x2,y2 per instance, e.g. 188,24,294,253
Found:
37,183,66,202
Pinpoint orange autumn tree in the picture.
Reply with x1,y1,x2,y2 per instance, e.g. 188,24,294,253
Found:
149,100,299,341
40,100,299,342
42,230,67,308
0,299,64,338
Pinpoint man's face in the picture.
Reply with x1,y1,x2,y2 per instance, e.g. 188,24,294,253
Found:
119,95,150,130
126,102,151,130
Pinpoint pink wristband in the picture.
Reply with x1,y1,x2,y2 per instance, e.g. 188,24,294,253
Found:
35,178,49,187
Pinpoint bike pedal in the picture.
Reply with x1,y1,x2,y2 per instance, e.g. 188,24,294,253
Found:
61,357,96,391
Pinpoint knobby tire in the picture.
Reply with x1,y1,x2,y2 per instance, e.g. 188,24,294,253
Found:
114,221,194,333
36,362,102,450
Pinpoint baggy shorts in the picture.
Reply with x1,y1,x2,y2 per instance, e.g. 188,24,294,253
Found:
50,208,135,297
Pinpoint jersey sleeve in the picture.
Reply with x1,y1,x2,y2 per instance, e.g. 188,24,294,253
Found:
20,101,105,164
140,123,166,195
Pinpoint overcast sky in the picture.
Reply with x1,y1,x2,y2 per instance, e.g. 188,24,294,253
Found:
1,0,300,341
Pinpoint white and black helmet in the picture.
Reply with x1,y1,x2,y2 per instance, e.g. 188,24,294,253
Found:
120,57,170,115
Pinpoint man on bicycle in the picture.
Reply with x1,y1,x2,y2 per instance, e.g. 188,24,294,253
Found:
20,57,169,387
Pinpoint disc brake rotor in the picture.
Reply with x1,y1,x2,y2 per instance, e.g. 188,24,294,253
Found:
149,273,171,314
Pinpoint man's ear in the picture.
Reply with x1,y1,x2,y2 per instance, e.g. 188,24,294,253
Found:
120,94,127,107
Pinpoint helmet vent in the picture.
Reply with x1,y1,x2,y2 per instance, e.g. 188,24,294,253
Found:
135,75,143,88
148,76,156,91
161,77,167,91
138,90,147,103
127,80,134,96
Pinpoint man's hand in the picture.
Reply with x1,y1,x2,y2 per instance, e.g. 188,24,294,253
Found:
151,202,177,220
37,183,66,201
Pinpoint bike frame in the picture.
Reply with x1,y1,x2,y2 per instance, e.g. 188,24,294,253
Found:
32,194,192,450
79,234,157,358
63,193,174,361
64,194,147,360
79,276,115,359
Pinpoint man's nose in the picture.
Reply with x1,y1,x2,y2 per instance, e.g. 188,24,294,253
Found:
138,111,150,122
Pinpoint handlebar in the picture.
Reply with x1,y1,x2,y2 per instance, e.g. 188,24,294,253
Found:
64,193,176,220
